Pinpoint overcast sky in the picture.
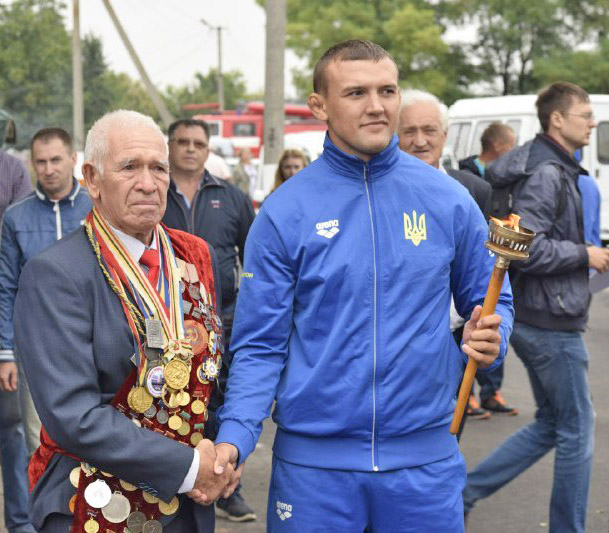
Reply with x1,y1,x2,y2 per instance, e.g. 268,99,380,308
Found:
63,0,303,98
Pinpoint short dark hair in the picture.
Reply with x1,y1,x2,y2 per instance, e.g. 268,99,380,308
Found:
313,39,397,94
480,122,514,152
168,119,210,141
31,127,73,153
536,82,589,132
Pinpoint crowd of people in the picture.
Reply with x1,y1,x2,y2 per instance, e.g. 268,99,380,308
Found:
0,38,607,533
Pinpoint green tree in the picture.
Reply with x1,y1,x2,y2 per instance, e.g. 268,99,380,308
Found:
0,0,72,146
448,0,575,95
164,69,248,117
531,39,609,94
261,0,473,104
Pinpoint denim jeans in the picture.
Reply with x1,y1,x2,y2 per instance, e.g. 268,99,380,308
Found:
0,389,36,533
463,322,595,533
476,361,503,402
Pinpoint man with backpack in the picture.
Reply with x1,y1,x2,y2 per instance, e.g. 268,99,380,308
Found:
464,82,609,532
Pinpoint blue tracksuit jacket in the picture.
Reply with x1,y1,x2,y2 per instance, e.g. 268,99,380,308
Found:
217,135,513,472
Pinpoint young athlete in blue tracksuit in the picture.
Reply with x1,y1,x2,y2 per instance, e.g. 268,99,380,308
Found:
214,40,513,532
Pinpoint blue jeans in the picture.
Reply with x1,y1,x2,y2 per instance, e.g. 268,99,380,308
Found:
475,361,503,402
0,389,36,533
463,322,595,533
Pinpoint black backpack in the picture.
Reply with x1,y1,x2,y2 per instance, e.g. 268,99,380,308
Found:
488,162,569,220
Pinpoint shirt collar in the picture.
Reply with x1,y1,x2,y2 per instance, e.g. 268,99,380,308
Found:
108,224,158,263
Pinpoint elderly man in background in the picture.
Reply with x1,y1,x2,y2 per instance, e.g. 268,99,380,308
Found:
397,91,519,422
15,110,237,532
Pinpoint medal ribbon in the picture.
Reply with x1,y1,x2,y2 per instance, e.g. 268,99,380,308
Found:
86,209,184,343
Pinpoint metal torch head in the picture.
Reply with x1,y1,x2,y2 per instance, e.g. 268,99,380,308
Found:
485,219,536,261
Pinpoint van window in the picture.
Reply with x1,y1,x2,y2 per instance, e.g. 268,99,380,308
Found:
598,122,609,164
506,120,521,144
446,122,472,161
471,121,493,156
233,123,256,137
207,122,220,136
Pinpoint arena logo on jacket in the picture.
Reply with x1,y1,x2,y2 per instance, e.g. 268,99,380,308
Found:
315,219,339,239
404,210,426,246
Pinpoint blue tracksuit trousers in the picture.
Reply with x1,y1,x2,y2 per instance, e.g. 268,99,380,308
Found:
267,452,466,532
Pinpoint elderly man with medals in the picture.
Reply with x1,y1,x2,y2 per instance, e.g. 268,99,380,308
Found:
14,110,238,533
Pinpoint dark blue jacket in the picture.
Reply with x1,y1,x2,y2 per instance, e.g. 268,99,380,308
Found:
0,179,91,361
487,134,590,331
162,172,254,315
217,135,513,471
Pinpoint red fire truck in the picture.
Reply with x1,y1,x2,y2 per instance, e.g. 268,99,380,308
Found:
184,102,326,157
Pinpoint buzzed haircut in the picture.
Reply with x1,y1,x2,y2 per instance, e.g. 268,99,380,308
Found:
536,82,589,132
31,127,73,153
313,39,398,94
480,122,514,152
168,119,210,141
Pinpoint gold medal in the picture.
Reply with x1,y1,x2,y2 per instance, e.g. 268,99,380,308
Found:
168,415,182,431
158,496,180,515
100,470,113,477
84,518,100,533
164,359,190,390
178,390,190,407
69,466,80,488
127,386,154,413
119,479,137,492
191,399,206,415
142,491,159,504
190,432,203,446
177,420,190,436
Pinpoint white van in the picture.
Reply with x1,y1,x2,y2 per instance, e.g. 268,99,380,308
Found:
447,95,609,244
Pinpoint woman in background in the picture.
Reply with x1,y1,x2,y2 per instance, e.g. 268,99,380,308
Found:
269,148,308,196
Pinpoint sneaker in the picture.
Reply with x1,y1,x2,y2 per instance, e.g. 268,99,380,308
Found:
467,394,491,420
216,492,257,522
481,391,518,415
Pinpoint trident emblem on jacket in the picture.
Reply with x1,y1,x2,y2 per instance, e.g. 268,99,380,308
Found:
404,210,427,246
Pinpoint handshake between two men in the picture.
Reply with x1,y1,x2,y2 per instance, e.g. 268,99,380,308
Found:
188,441,242,505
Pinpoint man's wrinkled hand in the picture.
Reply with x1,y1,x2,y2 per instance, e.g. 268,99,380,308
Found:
187,439,234,506
0,362,18,392
462,305,502,369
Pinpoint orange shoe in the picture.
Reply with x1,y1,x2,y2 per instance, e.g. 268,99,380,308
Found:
481,391,518,415
467,394,491,420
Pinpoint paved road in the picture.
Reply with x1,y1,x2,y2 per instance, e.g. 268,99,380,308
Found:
2,290,608,532
217,289,609,533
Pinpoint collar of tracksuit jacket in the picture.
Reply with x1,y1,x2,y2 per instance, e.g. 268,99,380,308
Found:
34,177,82,205
321,132,401,180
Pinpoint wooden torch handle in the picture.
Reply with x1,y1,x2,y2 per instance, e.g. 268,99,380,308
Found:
449,264,508,435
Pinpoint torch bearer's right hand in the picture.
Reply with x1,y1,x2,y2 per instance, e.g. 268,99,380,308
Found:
462,305,502,369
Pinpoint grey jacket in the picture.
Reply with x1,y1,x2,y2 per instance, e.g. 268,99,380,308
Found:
486,134,590,331
14,227,218,531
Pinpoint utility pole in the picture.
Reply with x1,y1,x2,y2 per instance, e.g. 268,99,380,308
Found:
263,0,286,167
201,19,225,112
101,0,173,127
72,0,84,150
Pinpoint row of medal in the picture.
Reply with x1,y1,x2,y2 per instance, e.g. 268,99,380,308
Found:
71,463,177,532
70,260,223,532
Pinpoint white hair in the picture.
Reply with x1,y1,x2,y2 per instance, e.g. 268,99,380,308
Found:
84,109,166,175
399,89,449,132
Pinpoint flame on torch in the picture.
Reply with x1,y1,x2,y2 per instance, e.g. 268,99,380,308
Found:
490,214,521,232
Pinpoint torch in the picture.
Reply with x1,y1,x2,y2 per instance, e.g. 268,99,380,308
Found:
449,215,535,435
